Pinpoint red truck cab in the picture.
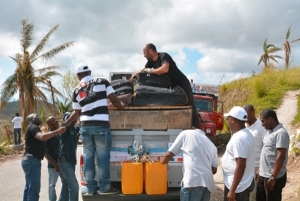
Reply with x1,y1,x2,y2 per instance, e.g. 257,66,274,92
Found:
193,93,224,142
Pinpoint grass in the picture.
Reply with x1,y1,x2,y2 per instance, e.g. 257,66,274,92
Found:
0,145,13,155
220,67,300,119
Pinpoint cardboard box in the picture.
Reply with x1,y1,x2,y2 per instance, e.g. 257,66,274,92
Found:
109,106,192,130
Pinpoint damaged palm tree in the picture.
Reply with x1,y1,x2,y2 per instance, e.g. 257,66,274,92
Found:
0,19,74,133
258,38,282,69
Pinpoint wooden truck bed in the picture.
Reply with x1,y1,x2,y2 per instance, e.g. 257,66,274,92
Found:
109,106,192,130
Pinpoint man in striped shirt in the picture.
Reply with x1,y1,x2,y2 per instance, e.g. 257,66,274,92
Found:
63,63,126,196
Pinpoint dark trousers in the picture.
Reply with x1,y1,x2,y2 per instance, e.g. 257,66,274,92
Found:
177,78,200,128
256,173,287,201
224,179,255,201
14,128,21,145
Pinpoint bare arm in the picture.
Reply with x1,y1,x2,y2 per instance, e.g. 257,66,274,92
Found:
64,110,81,127
129,68,146,83
108,93,126,109
159,151,175,164
151,62,169,75
34,127,66,141
266,148,286,190
227,157,247,201
211,166,217,175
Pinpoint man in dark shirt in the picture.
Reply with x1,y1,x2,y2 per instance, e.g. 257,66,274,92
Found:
130,43,200,128
58,112,80,201
45,116,63,201
21,113,66,201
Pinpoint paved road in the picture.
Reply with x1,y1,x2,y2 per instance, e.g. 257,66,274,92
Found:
0,145,83,201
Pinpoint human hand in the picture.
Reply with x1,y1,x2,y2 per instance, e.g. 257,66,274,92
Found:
58,127,66,134
266,179,276,191
227,190,236,201
54,164,60,172
255,170,259,181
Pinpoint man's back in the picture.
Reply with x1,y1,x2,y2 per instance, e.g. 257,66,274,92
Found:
169,129,218,193
12,116,22,128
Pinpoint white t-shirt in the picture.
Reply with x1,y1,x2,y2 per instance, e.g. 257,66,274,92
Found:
246,119,267,167
12,116,23,128
168,129,218,193
222,128,255,193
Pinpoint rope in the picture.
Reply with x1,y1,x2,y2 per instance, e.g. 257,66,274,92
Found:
128,141,154,163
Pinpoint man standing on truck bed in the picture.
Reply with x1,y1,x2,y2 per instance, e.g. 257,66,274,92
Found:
159,128,218,201
63,63,126,196
129,43,200,128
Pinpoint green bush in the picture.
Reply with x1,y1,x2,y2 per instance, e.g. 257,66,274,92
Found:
0,145,13,155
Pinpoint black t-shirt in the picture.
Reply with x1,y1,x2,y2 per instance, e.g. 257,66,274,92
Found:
145,52,187,85
59,126,80,165
24,124,45,160
45,136,60,168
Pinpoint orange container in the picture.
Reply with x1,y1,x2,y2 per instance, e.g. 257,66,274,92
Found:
121,162,143,194
144,162,167,195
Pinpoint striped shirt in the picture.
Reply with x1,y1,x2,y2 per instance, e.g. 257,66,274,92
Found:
72,75,114,124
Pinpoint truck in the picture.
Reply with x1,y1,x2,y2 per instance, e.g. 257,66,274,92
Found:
80,105,192,200
191,82,224,142
79,73,223,200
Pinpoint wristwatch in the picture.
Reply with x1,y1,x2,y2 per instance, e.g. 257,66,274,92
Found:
269,175,276,181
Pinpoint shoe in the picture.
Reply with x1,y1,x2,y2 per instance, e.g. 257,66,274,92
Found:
97,187,119,195
83,191,94,196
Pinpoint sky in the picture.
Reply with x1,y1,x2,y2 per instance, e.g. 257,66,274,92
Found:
1,0,300,99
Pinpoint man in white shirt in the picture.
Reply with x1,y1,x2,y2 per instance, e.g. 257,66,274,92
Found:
243,104,268,201
159,128,218,201
12,112,23,145
222,106,255,201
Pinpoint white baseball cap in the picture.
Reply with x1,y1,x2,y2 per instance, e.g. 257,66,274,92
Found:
75,63,91,74
224,106,248,121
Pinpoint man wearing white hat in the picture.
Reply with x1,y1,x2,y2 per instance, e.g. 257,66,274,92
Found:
222,106,255,201
63,63,126,197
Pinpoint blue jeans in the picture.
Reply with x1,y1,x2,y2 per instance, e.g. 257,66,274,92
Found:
58,156,79,201
14,128,21,145
180,186,211,201
21,155,41,201
48,168,62,201
80,125,112,193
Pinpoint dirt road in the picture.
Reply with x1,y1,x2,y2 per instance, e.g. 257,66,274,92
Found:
210,90,300,200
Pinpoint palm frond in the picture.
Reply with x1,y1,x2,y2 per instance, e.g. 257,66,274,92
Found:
286,25,292,40
266,44,276,50
32,41,75,63
0,74,18,110
257,55,264,66
30,24,59,61
272,55,283,59
291,38,300,43
20,19,34,53
34,65,65,75
268,47,281,53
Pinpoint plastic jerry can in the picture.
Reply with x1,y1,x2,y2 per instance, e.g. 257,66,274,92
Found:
121,161,143,194
144,162,167,195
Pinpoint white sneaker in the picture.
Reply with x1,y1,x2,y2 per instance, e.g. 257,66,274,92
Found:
83,191,94,196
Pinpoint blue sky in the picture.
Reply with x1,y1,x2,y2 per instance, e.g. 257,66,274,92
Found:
1,0,300,101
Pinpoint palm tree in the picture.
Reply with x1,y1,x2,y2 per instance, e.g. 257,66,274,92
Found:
283,25,300,69
258,38,282,69
56,99,72,118
0,19,74,132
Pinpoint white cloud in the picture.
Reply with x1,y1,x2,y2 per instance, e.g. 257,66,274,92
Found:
0,0,300,88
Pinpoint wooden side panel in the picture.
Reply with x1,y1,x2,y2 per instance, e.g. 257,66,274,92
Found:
109,108,192,130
